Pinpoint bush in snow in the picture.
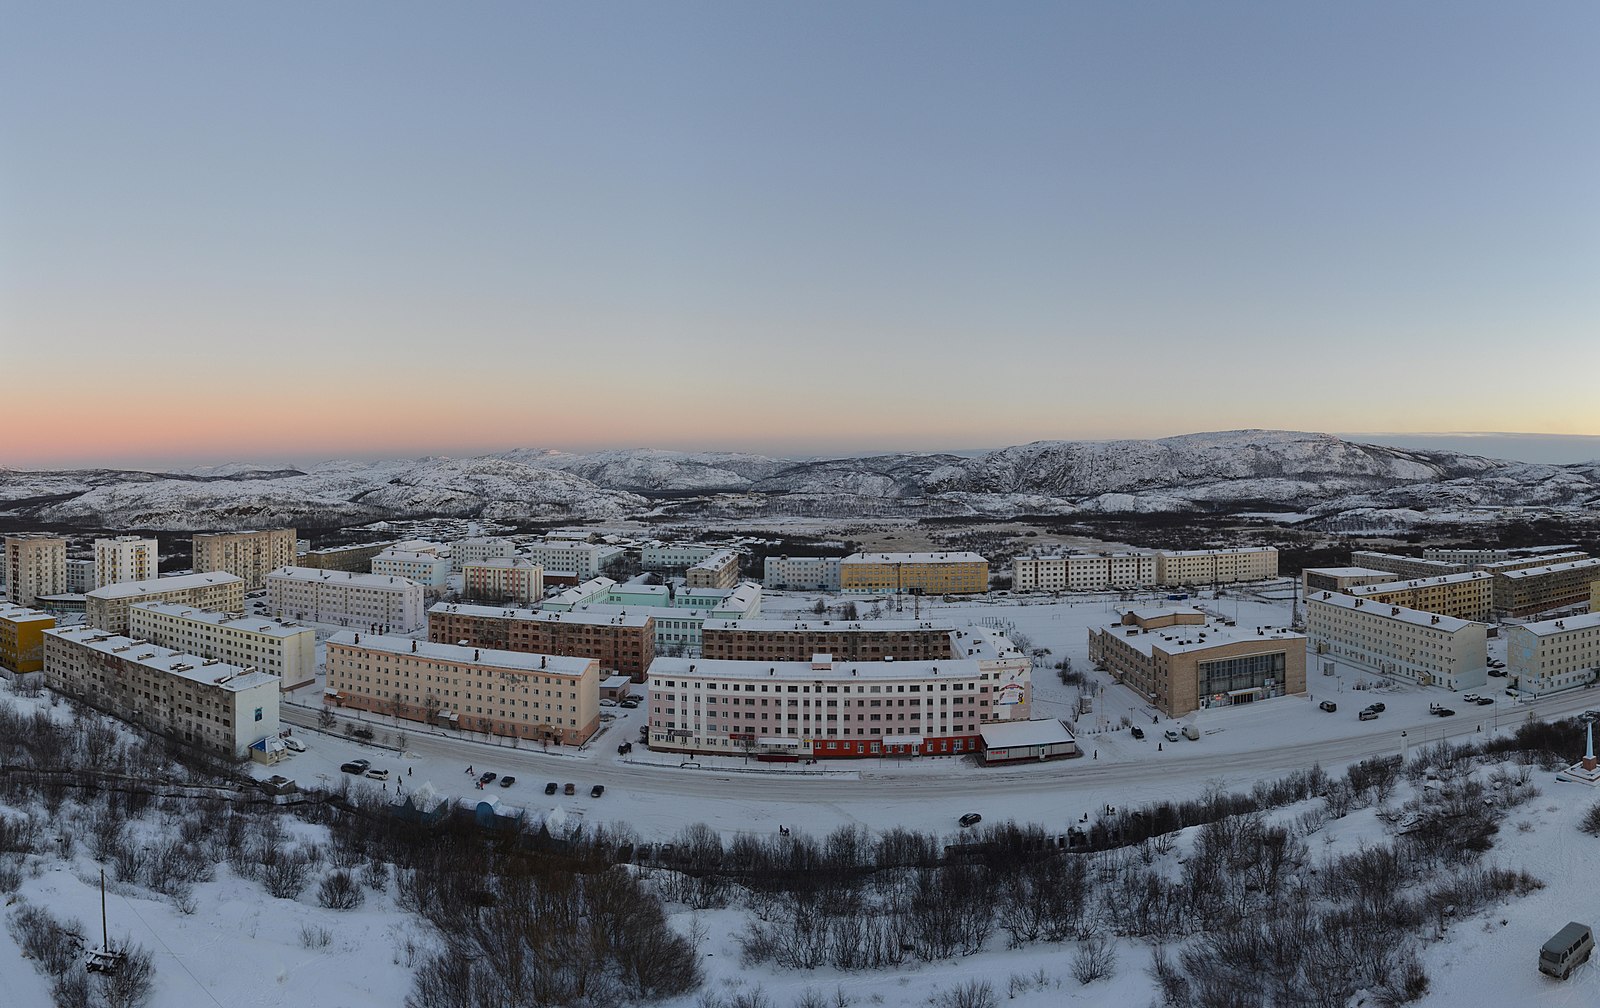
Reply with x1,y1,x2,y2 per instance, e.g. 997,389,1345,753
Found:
317,869,365,910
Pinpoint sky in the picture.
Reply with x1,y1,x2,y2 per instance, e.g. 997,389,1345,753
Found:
2,2,1598,469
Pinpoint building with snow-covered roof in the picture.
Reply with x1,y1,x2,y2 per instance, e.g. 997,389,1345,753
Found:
1349,551,1468,580
1424,544,1585,566
295,541,394,572
763,555,843,591
428,602,654,680
94,536,159,588
1490,557,1600,618
540,577,618,611
839,552,989,595
265,566,425,631
4,534,67,606
43,624,280,758
686,549,740,590
700,618,958,662
1300,567,1406,596
646,626,1031,759
192,528,297,589
1013,552,1157,592
1506,613,1600,696
371,549,452,587
1154,547,1278,587
66,559,97,594
640,544,725,572
128,601,316,691
978,719,1079,764
1344,571,1493,622
451,536,518,571
0,604,55,674
522,542,625,580
1088,608,1306,717
1305,591,1486,691
324,631,599,745
461,558,544,605
85,572,246,634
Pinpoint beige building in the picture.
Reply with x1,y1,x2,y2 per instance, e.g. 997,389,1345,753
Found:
1348,551,1468,580
1013,552,1157,592
265,566,426,631
5,534,67,606
0,604,55,674
1300,567,1403,596
324,631,599,745
429,602,655,681
1088,608,1306,717
1344,571,1493,622
1305,591,1487,691
1507,613,1600,696
462,558,545,605
452,536,518,571
192,528,297,589
85,572,246,635
295,541,393,572
1155,547,1279,587
128,601,317,691
1424,544,1584,566
94,536,160,588
839,552,989,595
1492,557,1600,618
700,618,958,662
686,549,740,590
44,624,280,758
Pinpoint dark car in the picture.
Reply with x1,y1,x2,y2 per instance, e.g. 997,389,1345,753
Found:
340,760,371,774
959,813,982,828
479,772,497,785
1435,708,1456,717
544,781,558,795
1319,701,1338,713
1130,725,1145,740
620,698,640,709
1367,702,1386,713
564,783,575,796
590,784,605,798
500,776,516,788
1475,697,1494,706
1488,668,1508,677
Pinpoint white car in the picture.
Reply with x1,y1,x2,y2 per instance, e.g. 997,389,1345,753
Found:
599,698,618,707
282,737,307,753
365,768,390,781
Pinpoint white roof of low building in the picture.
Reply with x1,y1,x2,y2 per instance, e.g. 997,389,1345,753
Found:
1516,612,1600,637
1499,557,1600,580
375,550,449,563
463,557,541,570
600,674,632,689
44,625,278,691
1097,615,1306,656
86,571,244,600
979,719,1076,749
1346,571,1493,594
325,631,594,676
841,551,987,564
267,567,422,590
1306,591,1478,632
0,605,56,624
129,601,314,639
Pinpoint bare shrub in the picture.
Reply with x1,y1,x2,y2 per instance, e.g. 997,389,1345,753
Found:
299,923,333,948
1071,931,1118,985
100,940,156,1008
317,869,365,910
930,979,997,1008
1580,802,1600,836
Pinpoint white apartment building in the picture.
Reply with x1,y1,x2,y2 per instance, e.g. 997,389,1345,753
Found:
5,534,67,606
95,536,159,588
640,544,724,571
763,556,842,591
1305,590,1487,691
323,631,599,745
452,536,518,571
462,558,544,605
85,572,246,635
522,542,625,579
44,624,280,759
371,549,452,587
686,549,740,590
1507,613,1600,696
66,559,98,595
646,626,1031,759
266,566,426,632
1155,547,1279,587
1013,552,1158,592
128,601,317,691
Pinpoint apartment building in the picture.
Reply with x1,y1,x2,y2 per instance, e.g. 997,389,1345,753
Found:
66,559,97,595
192,529,297,589
1492,557,1600,618
1013,552,1158,592
1305,591,1486,691
646,627,1031,759
128,601,316,691
1424,544,1584,566
452,536,517,571
1344,571,1494,622
1478,552,1591,578
839,552,989,595
94,536,159,588
428,602,654,680
640,544,724,571
763,556,843,591
1088,608,1306,717
1301,567,1404,596
462,558,544,605
266,567,425,631
686,549,740,590
1507,613,1600,696
1155,547,1279,587
0,605,55,674
5,534,67,606
557,583,763,653
370,549,452,587
296,541,393,572
85,572,246,635
522,542,625,579
324,631,599,745
700,618,957,662
1349,551,1470,580
44,625,280,758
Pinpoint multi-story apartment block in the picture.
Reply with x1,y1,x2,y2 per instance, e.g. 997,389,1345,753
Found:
1013,552,1158,592
94,536,159,588
5,534,67,606
44,624,280,758
428,602,654,680
640,544,725,571
295,541,393,572
265,567,426,631
1349,551,1469,580
192,529,297,589
646,626,1031,759
1506,613,1600,696
1154,547,1279,587
1491,557,1600,618
1423,544,1584,566
66,559,97,594
522,542,625,579
839,552,989,595
1305,591,1486,691
1477,552,1591,578
128,601,317,691
1300,567,1405,596
700,618,958,662
763,556,843,591
452,536,518,571
462,558,544,605
324,631,599,745
0,605,55,674
85,572,246,635
1344,571,1494,622
1088,608,1306,717
371,549,452,587
686,549,740,590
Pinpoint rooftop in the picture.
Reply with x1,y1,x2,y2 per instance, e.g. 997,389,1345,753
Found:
428,601,652,627
1301,566,1402,578
648,653,1012,683
1307,591,1480,632
1158,546,1277,558
129,600,315,639
1097,614,1306,656
267,566,423,590
326,631,593,676
842,551,987,564
44,625,278,691
1499,557,1600,580
463,557,541,570
86,571,244,600
1516,612,1600,637
0,605,56,624
979,718,1077,749
702,618,954,633
1346,571,1493,594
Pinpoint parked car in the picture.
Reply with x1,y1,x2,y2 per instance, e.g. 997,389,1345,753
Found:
600,712,616,722
1319,701,1338,713
1164,728,1181,743
1463,693,1480,702
1475,697,1494,706
365,768,390,781
1488,668,1509,677
1130,725,1145,740
1182,724,1200,741
564,783,575,795
1367,702,1386,713
617,742,633,755
619,698,641,709
479,772,497,785
282,737,306,753
545,782,558,795
591,784,605,798
340,760,370,774
959,812,982,827
1540,921,1594,980
1359,708,1379,721
500,776,516,788
599,698,618,707
1435,708,1456,717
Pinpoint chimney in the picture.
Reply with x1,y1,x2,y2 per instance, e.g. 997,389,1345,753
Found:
473,649,480,661
411,639,417,652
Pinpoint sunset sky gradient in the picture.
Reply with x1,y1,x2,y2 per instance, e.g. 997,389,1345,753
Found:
3,2,1598,468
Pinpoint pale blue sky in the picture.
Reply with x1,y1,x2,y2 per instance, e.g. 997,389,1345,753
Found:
3,2,1597,467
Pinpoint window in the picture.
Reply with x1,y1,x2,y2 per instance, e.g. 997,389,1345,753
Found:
254,707,263,722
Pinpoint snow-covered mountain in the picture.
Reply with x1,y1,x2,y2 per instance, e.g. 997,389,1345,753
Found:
5,430,1598,530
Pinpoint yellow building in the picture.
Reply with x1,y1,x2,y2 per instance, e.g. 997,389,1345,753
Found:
0,605,56,674
1344,571,1494,622
839,551,989,595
